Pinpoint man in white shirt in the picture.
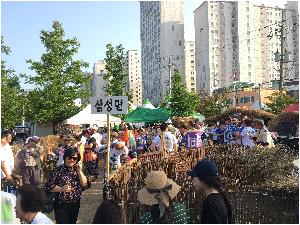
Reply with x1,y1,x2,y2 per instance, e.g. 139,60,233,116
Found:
91,125,102,146
1,130,14,181
236,119,255,148
151,123,177,153
15,184,53,224
254,119,274,147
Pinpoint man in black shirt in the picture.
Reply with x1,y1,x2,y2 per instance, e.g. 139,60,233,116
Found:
187,160,233,224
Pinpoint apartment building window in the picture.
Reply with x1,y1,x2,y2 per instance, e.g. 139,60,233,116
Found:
179,41,181,46
191,77,195,81
172,25,174,31
191,60,194,63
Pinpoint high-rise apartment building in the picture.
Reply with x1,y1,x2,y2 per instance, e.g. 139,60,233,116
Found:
283,1,299,82
194,1,253,94
125,50,142,106
140,1,184,105
184,41,196,92
194,1,298,94
92,60,107,97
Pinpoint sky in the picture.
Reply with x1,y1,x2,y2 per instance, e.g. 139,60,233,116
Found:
1,0,287,89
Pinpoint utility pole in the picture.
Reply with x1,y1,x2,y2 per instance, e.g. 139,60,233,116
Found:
167,56,172,95
258,83,262,110
160,54,181,95
274,9,293,91
279,11,284,91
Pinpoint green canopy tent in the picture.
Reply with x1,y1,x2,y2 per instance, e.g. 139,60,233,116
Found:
125,107,171,123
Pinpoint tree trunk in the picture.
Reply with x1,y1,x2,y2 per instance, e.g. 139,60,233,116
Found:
53,122,57,135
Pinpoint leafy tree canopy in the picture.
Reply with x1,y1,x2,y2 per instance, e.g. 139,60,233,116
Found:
1,36,26,130
265,91,297,115
24,21,92,126
164,69,199,117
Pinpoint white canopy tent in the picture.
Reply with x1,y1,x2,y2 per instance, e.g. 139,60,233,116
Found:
142,99,156,109
64,104,121,127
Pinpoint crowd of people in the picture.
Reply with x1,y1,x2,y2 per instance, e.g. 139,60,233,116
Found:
1,115,277,224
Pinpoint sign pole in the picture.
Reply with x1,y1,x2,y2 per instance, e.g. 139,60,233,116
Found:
161,131,167,159
106,113,111,179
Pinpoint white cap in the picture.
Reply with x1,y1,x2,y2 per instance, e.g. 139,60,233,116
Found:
165,119,172,124
293,159,299,168
91,125,98,130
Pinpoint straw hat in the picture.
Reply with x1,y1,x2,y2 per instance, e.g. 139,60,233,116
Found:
138,171,181,207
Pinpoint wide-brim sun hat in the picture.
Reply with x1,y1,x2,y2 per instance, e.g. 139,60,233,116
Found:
138,170,181,206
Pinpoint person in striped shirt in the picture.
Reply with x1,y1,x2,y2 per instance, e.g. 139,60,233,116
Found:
138,170,191,224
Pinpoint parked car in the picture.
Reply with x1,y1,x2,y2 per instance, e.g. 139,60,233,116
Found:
13,126,30,143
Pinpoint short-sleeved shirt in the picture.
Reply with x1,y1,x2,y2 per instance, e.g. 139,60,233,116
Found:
44,165,86,204
31,212,53,224
0,144,14,179
201,193,229,224
152,132,177,152
92,133,102,146
257,127,274,147
1,191,20,224
240,126,255,148
139,202,191,224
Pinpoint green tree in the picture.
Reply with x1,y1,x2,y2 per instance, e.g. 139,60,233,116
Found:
1,36,26,130
104,43,132,119
197,90,231,118
24,21,92,132
265,91,297,115
103,43,131,98
164,69,199,117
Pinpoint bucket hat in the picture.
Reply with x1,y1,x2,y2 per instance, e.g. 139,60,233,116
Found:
138,170,181,217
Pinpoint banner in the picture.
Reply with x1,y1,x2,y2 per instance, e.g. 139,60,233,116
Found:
224,125,238,144
186,131,203,149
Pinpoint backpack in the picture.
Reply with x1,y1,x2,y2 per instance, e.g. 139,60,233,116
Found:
84,150,97,162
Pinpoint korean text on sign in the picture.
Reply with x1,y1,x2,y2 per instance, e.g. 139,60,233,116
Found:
91,96,128,114
186,131,203,149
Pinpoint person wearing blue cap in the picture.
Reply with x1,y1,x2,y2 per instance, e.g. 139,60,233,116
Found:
187,160,233,224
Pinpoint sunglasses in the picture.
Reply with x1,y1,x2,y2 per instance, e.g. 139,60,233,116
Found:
69,156,78,161
85,148,92,150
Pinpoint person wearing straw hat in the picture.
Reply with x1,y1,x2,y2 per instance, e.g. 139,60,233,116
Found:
138,170,191,224
187,160,233,224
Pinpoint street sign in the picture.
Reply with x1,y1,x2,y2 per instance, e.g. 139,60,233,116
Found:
91,96,128,114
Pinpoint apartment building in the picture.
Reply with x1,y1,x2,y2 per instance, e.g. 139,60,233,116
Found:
91,60,107,97
184,41,197,92
194,1,298,94
140,0,184,105
125,50,142,106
